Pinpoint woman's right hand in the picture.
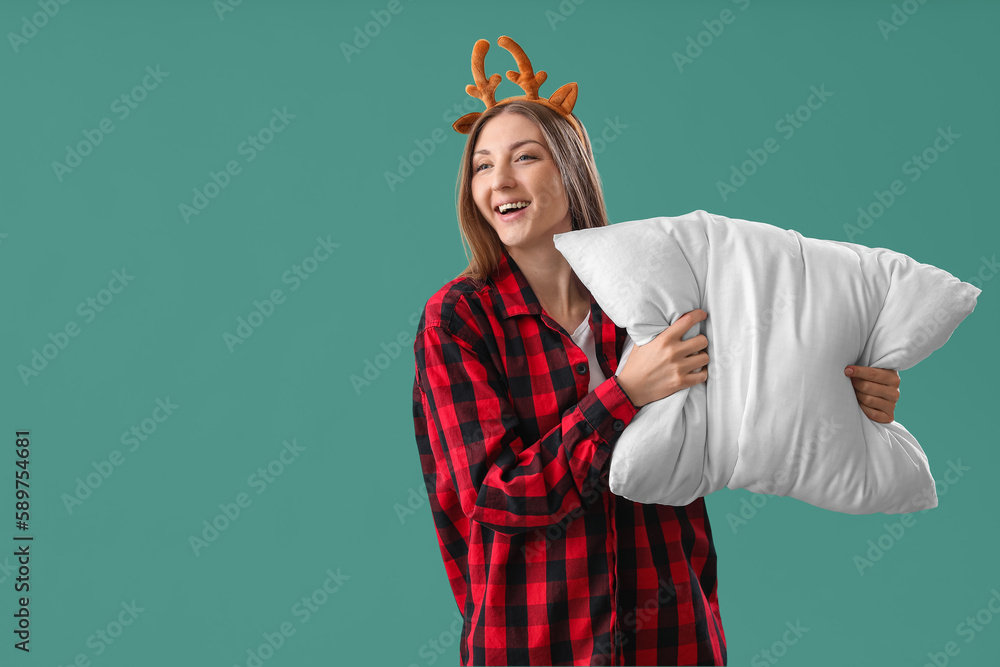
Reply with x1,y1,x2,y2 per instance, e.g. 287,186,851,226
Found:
615,309,709,408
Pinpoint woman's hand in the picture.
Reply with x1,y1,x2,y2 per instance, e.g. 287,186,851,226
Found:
616,309,709,408
845,366,900,423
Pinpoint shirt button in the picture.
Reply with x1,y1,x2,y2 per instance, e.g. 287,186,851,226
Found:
613,419,624,432
575,362,587,375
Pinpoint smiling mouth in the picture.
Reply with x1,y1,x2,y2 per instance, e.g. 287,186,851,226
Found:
495,201,531,218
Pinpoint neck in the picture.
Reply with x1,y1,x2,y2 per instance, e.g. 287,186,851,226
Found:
506,243,590,322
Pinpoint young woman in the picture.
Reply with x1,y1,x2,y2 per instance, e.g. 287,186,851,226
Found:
411,95,901,666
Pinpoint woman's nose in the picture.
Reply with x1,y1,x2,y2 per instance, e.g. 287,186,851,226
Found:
490,160,516,189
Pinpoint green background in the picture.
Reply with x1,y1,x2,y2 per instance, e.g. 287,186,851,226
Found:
2,0,997,665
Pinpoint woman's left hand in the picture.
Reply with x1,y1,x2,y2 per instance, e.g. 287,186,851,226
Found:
845,366,900,423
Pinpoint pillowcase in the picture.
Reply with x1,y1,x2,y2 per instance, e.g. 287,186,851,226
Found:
552,210,981,514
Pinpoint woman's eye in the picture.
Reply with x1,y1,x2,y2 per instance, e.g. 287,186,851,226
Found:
474,155,535,172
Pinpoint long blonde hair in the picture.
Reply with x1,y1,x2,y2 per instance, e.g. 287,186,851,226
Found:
454,101,610,284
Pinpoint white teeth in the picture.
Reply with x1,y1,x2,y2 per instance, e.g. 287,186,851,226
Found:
498,201,530,213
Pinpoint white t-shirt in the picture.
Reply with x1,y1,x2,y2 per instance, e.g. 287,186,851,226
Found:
569,308,635,393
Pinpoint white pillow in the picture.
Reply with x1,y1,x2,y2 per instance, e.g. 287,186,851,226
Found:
552,210,981,514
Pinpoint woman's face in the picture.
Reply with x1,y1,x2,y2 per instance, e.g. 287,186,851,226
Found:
471,112,572,252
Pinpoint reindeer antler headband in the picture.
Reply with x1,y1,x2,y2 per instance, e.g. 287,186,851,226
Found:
452,35,584,142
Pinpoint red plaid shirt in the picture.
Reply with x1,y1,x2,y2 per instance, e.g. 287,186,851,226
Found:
411,246,727,666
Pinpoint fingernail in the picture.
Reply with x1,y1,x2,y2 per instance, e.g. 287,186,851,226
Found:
845,367,853,375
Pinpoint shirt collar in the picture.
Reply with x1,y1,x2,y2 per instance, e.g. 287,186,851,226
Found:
490,245,543,320
489,245,625,374
488,245,607,328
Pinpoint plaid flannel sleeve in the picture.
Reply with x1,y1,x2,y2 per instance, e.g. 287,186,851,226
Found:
414,322,638,535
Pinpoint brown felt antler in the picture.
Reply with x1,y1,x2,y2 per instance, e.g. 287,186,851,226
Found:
464,39,502,110
453,35,582,140
499,35,547,100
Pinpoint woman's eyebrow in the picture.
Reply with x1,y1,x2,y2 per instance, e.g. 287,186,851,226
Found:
474,139,545,156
